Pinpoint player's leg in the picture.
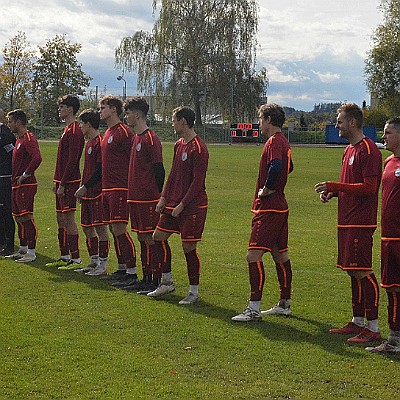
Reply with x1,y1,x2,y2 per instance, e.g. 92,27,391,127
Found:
110,221,138,286
73,225,98,273
263,248,292,316
147,222,174,297
231,248,265,322
367,241,400,353
14,213,37,262
177,209,207,305
7,187,28,259
125,232,155,293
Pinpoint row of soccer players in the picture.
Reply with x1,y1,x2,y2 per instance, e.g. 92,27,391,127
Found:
5,95,208,305
5,98,400,354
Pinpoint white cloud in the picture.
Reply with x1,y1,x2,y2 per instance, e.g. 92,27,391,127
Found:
266,64,310,83
312,71,341,83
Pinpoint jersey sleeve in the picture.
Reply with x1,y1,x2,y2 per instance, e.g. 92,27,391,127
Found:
24,135,42,175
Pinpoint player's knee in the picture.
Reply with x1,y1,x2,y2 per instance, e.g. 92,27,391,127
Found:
152,228,169,242
182,241,197,254
272,249,289,264
246,250,263,263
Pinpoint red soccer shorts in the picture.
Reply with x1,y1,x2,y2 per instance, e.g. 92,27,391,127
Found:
156,207,207,242
80,195,105,227
129,200,159,234
55,182,80,213
381,239,400,289
337,227,375,271
12,184,37,217
248,210,288,252
102,189,129,224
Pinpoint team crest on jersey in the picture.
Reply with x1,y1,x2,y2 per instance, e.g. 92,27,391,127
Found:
395,167,400,178
88,146,92,155
182,152,188,161
136,143,142,152
108,135,113,144
17,143,21,150
349,155,354,166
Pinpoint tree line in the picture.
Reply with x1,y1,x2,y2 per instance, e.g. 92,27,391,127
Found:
0,0,398,130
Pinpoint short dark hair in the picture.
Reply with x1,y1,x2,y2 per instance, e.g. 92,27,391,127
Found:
7,109,27,125
79,108,100,129
124,97,149,116
173,106,195,128
386,116,400,134
58,94,80,115
337,102,363,128
99,95,123,116
258,103,285,128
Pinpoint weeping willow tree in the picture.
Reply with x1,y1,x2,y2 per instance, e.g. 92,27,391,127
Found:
115,0,268,125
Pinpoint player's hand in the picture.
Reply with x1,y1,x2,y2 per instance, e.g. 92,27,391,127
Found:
156,197,166,213
15,175,24,186
319,191,334,203
315,182,328,193
172,202,184,217
57,185,65,197
258,187,275,198
75,185,87,203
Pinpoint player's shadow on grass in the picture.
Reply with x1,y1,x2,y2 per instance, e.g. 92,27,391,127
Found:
27,252,116,291
152,294,381,359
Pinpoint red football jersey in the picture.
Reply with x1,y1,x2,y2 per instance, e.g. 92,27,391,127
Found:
82,135,102,199
101,122,134,190
338,137,382,227
381,155,400,238
252,132,291,213
163,135,208,215
12,131,42,186
53,121,84,186
128,129,163,201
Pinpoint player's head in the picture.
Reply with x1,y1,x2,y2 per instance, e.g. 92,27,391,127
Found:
172,106,195,130
258,103,285,128
383,116,400,154
124,97,149,127
79,108,100,130
99,95,123,118
7,108,28,127
58,94,80,116
124,97,149,116
337,102,363,129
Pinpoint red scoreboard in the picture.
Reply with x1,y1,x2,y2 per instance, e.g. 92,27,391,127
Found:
229,123,260,142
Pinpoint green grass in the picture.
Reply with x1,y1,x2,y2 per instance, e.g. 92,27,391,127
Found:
1,142,399,399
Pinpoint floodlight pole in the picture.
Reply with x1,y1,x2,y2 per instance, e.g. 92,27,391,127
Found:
117,75,127,100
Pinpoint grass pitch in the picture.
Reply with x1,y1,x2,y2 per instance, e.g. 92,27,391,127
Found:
1,141,399,399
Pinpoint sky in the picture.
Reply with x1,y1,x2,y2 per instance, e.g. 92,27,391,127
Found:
1,0,384,112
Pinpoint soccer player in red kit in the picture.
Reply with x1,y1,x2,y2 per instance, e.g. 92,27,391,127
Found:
6,109,42,262
367,117,400,353
232,103,294,322
148,106,209,305
315,102,382,344
99,96,138,285
45,95,85,269
123,97,165,293
74,109,110,276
